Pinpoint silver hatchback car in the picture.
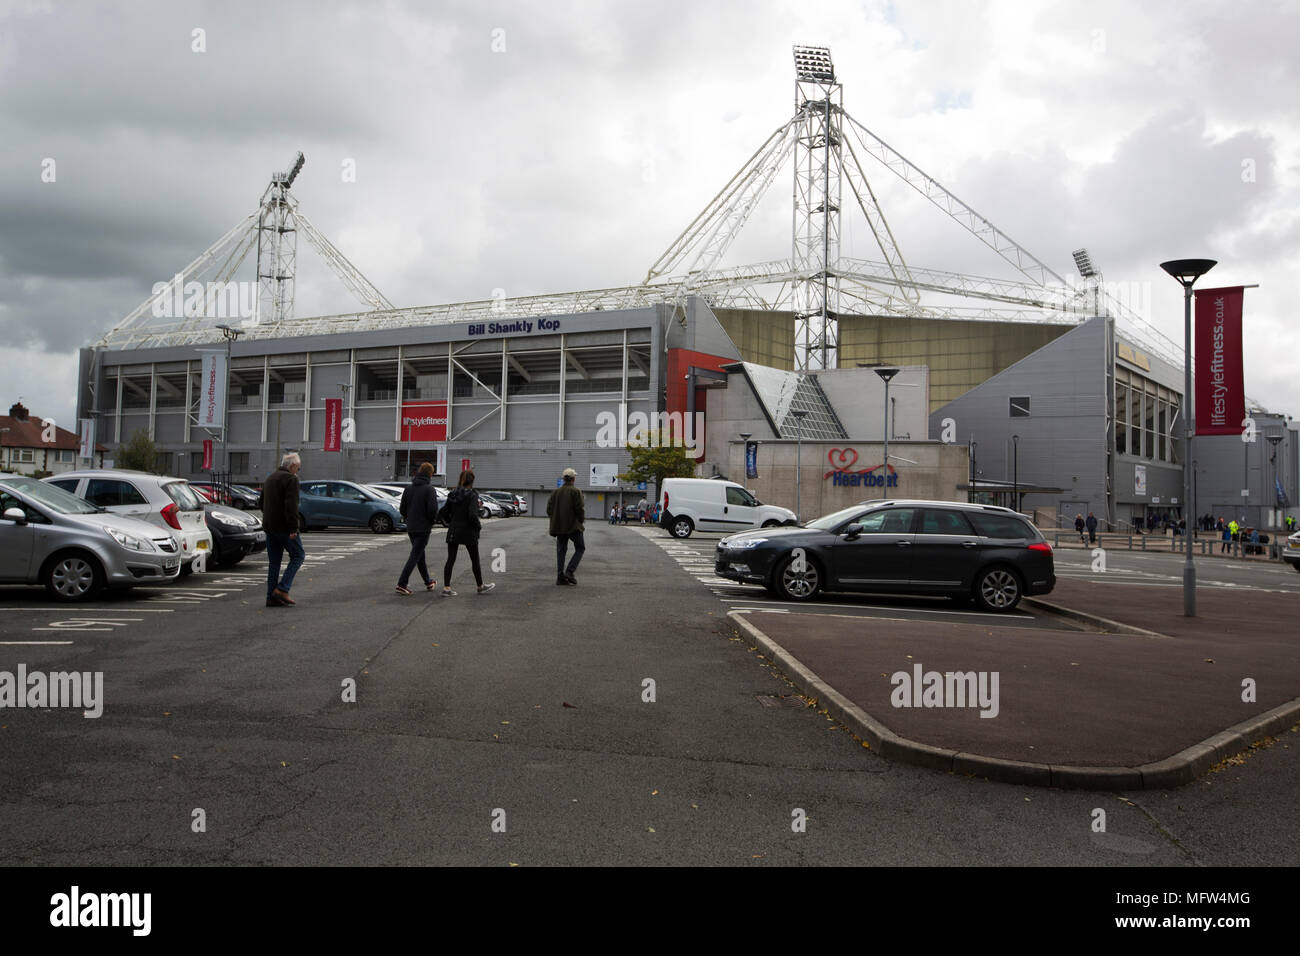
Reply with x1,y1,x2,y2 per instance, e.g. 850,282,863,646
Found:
0,473,182,601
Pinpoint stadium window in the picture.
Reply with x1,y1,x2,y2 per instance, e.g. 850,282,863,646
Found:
1009,396,1030,418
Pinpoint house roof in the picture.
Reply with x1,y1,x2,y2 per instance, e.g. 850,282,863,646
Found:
0,404,105,452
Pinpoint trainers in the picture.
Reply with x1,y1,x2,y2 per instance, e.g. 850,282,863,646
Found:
395,585,412,595
442,587,457,597
564,573,577,586
425,581,437,591
477,582,496,594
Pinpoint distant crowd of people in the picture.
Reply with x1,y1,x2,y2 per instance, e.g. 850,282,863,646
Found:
608,499,659,525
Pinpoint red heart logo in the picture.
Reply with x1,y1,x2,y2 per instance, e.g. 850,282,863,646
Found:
828,447,858,470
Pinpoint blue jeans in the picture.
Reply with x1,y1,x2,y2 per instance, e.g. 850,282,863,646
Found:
556,531,585,576
266,532,306,597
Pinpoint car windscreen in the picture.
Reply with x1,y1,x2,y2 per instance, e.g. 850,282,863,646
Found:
4,477,101,514
804,505,876,531
163,481,204,511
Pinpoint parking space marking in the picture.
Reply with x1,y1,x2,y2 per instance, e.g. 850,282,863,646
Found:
0,641,75,645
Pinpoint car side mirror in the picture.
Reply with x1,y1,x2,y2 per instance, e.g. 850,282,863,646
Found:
842,523,863,539
4,506,28,526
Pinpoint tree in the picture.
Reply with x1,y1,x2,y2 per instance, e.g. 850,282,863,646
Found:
618,430,698,489
116,429,162,473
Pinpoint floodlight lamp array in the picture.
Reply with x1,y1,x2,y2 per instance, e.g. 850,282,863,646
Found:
793,45,834,82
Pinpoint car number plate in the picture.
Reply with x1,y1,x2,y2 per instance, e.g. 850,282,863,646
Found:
197,540,209,550
164,561,180,573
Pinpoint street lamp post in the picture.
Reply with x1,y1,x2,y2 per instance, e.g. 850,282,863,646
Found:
215,325,242,500
1268,433,1283,540
792,409,807,522
1160,257,1217,617
873,367,899,499
338,382,351,479
1011,434,1019,512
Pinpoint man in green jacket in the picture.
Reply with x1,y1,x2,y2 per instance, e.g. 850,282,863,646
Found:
547,467,585,586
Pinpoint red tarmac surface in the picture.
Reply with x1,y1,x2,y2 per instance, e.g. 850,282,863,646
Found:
747,579,1299,767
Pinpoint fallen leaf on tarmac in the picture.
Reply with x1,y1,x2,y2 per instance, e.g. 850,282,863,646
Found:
906,655,913,660
563,702,577,708
509,862,519,867
431,643,439,647
691,804,698,809
751,854,764,859
501,721,510,725
1070,663,1079,667
172,755,181,760
651,789,658,795
647,827,656,833
1204,658,1215,664
163,711,171,716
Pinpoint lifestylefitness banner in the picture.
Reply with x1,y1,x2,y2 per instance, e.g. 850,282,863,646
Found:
1193,286,1245,436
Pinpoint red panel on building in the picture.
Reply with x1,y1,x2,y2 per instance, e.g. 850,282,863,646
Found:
666,348,735,462
401,401,449,442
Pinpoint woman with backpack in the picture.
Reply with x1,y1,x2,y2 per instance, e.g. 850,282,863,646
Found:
438,469,495,595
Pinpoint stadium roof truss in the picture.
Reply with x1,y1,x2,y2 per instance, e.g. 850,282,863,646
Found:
96,50,1184,372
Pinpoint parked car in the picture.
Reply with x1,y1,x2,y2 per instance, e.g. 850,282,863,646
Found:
478,495,505,519
43,470,212,574
659,477,797,539
298,480,406,533
0,472,182,601
368,483,449,523
190,481,260,510
482,492,520,515
713,499,1056,612
204,503,266,566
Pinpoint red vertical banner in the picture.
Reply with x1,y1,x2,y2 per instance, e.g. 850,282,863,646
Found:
1194,286,1245,436
324,398,343,452
202,439,213,470
460,458,471,474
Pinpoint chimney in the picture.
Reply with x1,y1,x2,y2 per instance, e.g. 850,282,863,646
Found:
8,402,29,421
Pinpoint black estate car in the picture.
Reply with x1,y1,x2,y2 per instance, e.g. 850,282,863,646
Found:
714,499,1055,612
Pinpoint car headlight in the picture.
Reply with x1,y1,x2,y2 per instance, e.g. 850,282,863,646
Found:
210,514,243,529
727,538,769,550
105,526,154,552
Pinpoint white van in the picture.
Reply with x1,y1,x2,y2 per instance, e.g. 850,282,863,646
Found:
659,478,797,538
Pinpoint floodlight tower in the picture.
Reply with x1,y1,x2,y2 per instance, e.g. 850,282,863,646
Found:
257,151,305,325
792,46,843,371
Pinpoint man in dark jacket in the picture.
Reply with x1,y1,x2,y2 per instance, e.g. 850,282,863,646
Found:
547,467,585,586
395,462,438,594
1085,512,1098,545
262,452,305,607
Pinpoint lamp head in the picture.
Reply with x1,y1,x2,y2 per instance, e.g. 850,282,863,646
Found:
1160,259,1217,287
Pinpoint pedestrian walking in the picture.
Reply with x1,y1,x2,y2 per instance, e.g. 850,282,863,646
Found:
438,469,494,595
1085,512,1098,545
548,467,585,586
609,505,617,525
394,462,438,595
1074,513,1086,544
262,452,306,607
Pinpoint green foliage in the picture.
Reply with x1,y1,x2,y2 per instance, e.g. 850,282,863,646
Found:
116,429,162,473
618,430,698,488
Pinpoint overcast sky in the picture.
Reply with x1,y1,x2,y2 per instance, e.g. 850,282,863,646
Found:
2,0,1297,433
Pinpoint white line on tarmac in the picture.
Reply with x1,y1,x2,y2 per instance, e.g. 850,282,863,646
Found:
0,640,75,644
0,607,174,613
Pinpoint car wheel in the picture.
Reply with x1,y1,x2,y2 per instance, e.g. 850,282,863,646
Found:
973,566,1022,612
43,552,104,603
232,499,246,510
761,520,781,528
298,514,309,533
774,552,821,601
370,513,394,534
669,516,694,538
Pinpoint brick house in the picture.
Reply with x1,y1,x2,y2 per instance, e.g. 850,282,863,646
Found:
0,402,106,476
